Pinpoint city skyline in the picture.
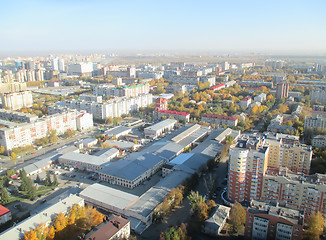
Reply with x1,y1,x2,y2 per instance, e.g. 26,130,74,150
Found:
1,0,326,55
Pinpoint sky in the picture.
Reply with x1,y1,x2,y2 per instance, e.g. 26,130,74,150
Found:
1,0,326,55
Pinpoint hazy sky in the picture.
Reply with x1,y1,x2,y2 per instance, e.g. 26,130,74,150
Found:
1,0,326,54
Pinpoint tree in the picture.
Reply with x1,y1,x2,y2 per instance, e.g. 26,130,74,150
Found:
27,183,37,200
52,174,58,186
229,202,246,232
10,152,17,164
187,191,205,211
45,171,52,186
24,230,38,240
35,174,41,184
47,226,55,240
0,146,5,155
0,187,9,205
304,212,324,240
54,212,67,232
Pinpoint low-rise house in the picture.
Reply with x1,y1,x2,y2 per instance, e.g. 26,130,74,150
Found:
156,110,190,122
203,204,230,237
202,114,238,127
104,126,132,138
0,205,11,225
312,135,326,148
240,97,252,108
81,138,98,148
84,216,130,240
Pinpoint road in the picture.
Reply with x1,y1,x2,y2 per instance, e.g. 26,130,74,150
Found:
0,128,97,172
138,156,229,239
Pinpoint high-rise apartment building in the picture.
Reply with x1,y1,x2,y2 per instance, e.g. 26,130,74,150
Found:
228,133,313,203
245,200,304,240
261,170,326,219
276,82,289,99
228,135,269,202
0,91,33,110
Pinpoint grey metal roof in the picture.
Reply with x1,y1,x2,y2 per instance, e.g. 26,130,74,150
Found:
205,204,230,231
99,153,164,181
127,171,191,217
93,148,119,159
144,119,177,132
126,187,170,217
104,140,138,150
59,152,110,166
0,195,83,240
79,183,138,210
104,126,131,137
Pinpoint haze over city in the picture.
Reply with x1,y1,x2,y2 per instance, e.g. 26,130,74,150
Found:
1,1,326,240
1,0,326,55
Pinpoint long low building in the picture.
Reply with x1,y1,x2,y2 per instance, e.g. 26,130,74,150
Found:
0,195,84,240
104,126,132,138
144,119,177,139
58,152,113,172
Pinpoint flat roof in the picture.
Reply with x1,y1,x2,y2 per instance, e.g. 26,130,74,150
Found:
60,152,110,166
104,140,138,150
0,195,83,240
104,126,131,137
144,119,177,132
79,184,138,210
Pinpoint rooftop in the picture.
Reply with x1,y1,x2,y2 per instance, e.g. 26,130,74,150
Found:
59,152,110,166
248,200,304,226
202,114,237,121
144,119,177,132
84,216,130,240
104,126,131,137
0,195,83,240
158,110,190,116
0,205,10,216
79,183,138,210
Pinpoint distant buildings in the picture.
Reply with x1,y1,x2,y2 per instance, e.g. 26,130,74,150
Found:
312,135,326,148
240,97,252,108
254,93,267,103
276,82,289,99
68,63,93,77
265,59,285,69
311,88,326,104
61,93,153,120
155,110,190,122
76,112,94,131
210,84,225,91
93,83,150,98
304,116,326,130
0,91,33,110
245,200,304,240
0,110,78,152
202,114,238,127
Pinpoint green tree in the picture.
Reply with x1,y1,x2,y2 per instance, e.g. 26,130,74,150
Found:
229,202,246,232
304,212,324,240
27,180,37,200
35,175,41,184
52,174,58,186
45,171,52,186
0,187,9,205
187,191,205,211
